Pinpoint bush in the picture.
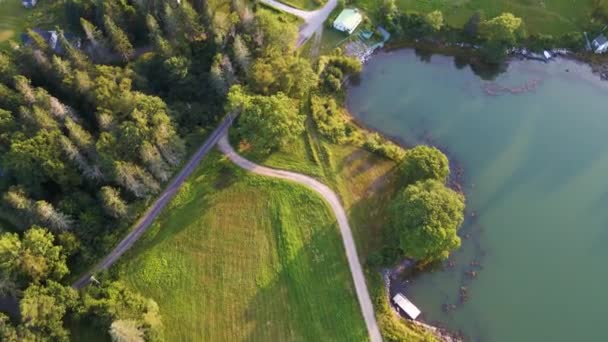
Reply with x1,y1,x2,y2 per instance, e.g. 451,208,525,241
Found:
400,145,449,185
363,133,406,161
310,96,349,143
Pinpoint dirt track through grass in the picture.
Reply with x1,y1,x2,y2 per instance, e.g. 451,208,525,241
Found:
115,152,367,341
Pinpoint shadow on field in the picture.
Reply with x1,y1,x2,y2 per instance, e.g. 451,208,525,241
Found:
242,221,368,342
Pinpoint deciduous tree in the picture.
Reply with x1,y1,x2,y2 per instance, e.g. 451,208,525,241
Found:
400,145,449,184
390,179,465,263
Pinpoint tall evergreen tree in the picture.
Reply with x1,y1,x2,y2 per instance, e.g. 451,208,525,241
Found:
103,15,134,62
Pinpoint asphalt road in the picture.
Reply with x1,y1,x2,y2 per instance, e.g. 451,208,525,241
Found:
218,134,383,342
72,115,234,289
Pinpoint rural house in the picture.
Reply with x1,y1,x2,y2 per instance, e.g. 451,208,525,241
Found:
333,8,363,35
21,28,82,54
22,0,37,8
592,34,608,54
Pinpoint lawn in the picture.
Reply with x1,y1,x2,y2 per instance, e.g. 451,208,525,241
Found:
355,0,596,35
0,0,28,44
0,0,68,47
277,0,326,10
237,122,440,341
113,152,368,341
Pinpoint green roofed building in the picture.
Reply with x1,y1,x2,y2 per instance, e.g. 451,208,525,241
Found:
333,8,363,35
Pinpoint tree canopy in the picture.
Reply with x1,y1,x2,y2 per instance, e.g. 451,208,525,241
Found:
390,179,465,263
400,145,449,184
227,86,304,152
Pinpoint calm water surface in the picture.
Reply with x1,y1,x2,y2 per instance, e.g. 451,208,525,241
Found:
348,50,608,342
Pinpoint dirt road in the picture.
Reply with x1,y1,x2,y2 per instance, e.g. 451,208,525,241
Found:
217,134,383,342
72,115,234,289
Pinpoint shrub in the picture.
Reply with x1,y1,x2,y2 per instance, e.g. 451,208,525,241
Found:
310,96,349,143
363,133,406,161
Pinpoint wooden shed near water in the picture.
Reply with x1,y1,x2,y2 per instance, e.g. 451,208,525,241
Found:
392,293,421,320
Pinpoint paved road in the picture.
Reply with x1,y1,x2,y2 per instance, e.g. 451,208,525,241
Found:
218,134,383,342
72,115,234,289
260,0,338,47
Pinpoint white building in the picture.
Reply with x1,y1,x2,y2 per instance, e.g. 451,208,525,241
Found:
592,34,608,54
22,0,37,8
392,293,421,320
333,9,363,35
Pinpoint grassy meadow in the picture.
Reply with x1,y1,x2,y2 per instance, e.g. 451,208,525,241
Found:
0,0,66,47
113,152,367,341
238,121,440,341
0,0,28,44
355,0,596,35
276,0,326,10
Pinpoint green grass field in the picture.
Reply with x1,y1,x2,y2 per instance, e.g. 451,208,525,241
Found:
239,120,441,341
113,152,367,341
356,0,596,35
0,0,68,47
277,0,326,10
0,0,27,44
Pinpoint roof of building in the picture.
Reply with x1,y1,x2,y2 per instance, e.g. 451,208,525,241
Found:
21,29,81,53
22,0,37,8
593,34,608,47
334,9,362,30
393,293,421,320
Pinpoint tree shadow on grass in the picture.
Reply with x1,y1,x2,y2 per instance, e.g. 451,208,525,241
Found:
242,224,368,342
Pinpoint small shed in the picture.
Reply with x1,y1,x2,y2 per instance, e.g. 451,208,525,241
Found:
22,0,37,8
392,293,421,320
333,9,363,35
592,34,608,54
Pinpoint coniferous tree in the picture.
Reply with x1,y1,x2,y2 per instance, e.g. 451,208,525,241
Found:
99,186,128,219
232,34,251,72
103,15,134,62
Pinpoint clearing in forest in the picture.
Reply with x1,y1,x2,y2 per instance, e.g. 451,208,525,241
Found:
114,152,367,341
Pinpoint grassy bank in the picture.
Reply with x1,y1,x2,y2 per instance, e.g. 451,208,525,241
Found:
276,0,326,10
0,0,66,47
355,0,595,35
236,119,440,341
112,152,367,341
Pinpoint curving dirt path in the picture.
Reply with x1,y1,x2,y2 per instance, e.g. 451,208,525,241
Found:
218,134,382,342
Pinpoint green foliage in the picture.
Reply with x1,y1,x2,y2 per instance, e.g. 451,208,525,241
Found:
228,86,305,152
318,55,362,93
368,273,439,342
310,96,349,143
81,280,164,341
254,9,298,57
390,179,465,263
363,133,406,162
400,145,449,184
100,186,129,219
249,55,318,98
115,156,367,341
19,281,78,341
0,226,69,285
479,12,524,45
424,10,444,32
103,15,134,62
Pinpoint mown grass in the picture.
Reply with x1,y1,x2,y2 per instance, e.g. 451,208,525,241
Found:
0,0,67,47
355,0,596,35
237,120,439,341
112,152,367,341
277,0,326,10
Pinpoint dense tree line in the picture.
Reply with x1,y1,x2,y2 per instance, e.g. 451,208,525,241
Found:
0,0,279,340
